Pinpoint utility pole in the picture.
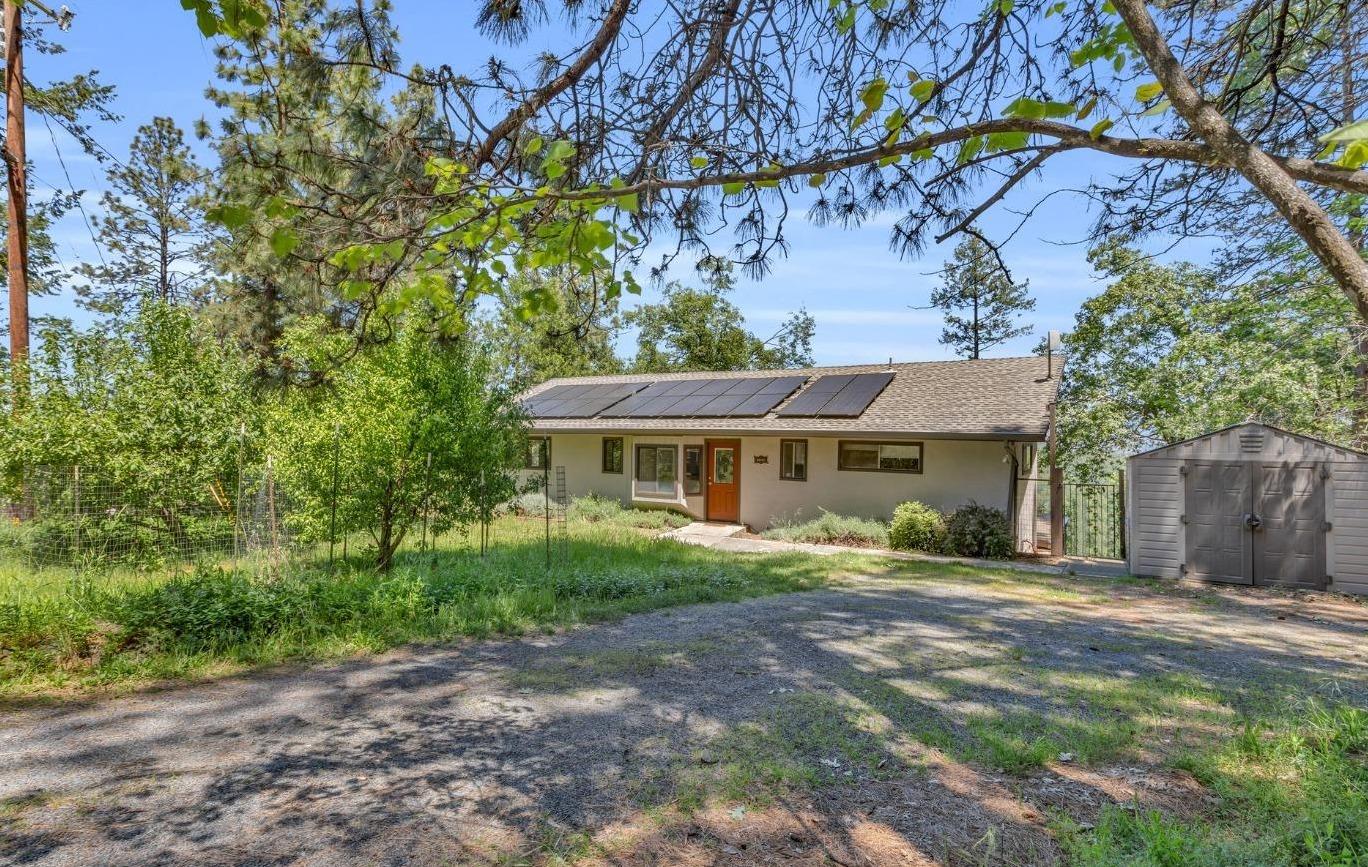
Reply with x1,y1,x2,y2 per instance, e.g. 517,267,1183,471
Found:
3,1,72,389
4,0,28,379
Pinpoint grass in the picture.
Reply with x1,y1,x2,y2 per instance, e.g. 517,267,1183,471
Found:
1061,700,1368,865
761,508,890,548
0,514,866,701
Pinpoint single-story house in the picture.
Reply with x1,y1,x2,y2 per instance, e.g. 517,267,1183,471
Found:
519,356,1061,551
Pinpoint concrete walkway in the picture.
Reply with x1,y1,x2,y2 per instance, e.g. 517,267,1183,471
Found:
661,521,1128,579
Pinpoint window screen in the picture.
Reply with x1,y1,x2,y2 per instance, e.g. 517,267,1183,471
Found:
838,441,922,473
602,437,624,473
780,440,807,481
635,445,678,495
683,446,702,495
526,437,551,469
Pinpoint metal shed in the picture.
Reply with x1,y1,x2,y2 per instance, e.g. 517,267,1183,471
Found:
1126,422,1368,594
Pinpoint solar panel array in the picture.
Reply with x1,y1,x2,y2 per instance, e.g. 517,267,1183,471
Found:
776,372,895,417
602,375,807,418
522,382,651,418
525,371,894,419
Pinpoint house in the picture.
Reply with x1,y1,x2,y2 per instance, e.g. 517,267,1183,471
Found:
519,356,1061,550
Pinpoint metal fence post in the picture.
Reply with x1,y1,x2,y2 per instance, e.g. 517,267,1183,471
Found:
329,422,340,574
72,465,81,576
234,422,245,572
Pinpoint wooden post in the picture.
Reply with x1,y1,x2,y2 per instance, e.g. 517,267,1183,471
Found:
5,1,29,386
1117,466,1127,561
1048,400,1064,557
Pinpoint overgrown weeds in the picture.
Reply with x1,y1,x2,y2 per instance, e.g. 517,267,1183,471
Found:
0,517,850,700
761,508,890,547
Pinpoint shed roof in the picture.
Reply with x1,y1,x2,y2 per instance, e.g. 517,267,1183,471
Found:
1128,422,1368,463
521,356,1060,439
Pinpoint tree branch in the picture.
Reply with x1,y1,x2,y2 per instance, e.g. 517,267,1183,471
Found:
472,0,633,168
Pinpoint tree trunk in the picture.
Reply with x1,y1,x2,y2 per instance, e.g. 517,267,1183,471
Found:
1114,0,1368,442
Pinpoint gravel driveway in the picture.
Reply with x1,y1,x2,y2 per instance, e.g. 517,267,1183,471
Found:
3,569,1366,866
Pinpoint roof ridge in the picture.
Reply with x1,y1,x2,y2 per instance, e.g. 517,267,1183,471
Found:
528,354,1046,389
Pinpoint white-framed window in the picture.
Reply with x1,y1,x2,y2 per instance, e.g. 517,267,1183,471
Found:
780,439,807,481
837,440,923,474
635,444,678,495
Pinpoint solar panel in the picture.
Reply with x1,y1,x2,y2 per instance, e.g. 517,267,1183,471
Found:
818,372,894,416
533,374,810,419
777,372,894,417
525,382,651,417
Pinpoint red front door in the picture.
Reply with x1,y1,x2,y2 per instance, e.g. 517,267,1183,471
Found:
706,440,740,523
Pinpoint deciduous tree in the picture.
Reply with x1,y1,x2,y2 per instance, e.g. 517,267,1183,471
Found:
1058,245,1361,479
178,0,1368,434
626,259,814,372
268,316,524,571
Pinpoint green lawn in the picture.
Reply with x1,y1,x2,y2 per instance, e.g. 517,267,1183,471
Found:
0,514,870,701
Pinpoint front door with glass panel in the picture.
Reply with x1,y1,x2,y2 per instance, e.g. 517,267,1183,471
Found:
706,440,740,523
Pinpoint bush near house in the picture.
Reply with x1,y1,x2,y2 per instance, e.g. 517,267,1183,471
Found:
888,500,947,553
761,510,890,548
944,502,1014,559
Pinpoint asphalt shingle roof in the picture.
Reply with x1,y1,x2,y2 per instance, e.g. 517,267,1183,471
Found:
522,355,1060,439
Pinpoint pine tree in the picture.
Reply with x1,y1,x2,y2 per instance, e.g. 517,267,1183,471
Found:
929,238,1035,359
74,118,211,317
201,0,445,381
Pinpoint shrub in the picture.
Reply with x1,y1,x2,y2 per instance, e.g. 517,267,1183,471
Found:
943,502,1013,559
508,491,550,517
762,509,889,548
569,494,689,529
888,501,946,552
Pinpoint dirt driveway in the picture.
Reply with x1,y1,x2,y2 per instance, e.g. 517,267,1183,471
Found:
3,567,1367,866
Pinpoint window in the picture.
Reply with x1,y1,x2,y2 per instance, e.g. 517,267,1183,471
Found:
635,444,678,495
838,440,923,473
602,437,624,474
780,439,807,481
683,446,703,495
526,436,551,470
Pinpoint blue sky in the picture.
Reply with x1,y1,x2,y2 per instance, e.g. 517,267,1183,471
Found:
22,2,1214,365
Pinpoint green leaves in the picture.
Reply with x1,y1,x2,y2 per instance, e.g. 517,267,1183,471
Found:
269,228,299,258
205,204,253,230
1002,97,1076,120
852,77,890,129
690,155,710,169
1088,118,1114,140
539,139,577,180
909,78,936,103
1319,120,1368,168
180,0,268,38
1134,81,1164,102
807,173,827,188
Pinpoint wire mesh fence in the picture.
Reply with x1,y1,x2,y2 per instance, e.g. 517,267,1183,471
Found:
0,456,566,593
0,463,299,578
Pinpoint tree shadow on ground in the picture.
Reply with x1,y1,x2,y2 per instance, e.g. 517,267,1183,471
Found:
2,560,1366,865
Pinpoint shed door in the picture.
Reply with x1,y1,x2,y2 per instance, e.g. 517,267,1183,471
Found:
1253,463,1326,590
1184,462,1252,584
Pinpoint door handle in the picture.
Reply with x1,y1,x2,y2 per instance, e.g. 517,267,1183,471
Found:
1244,513,1263,531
